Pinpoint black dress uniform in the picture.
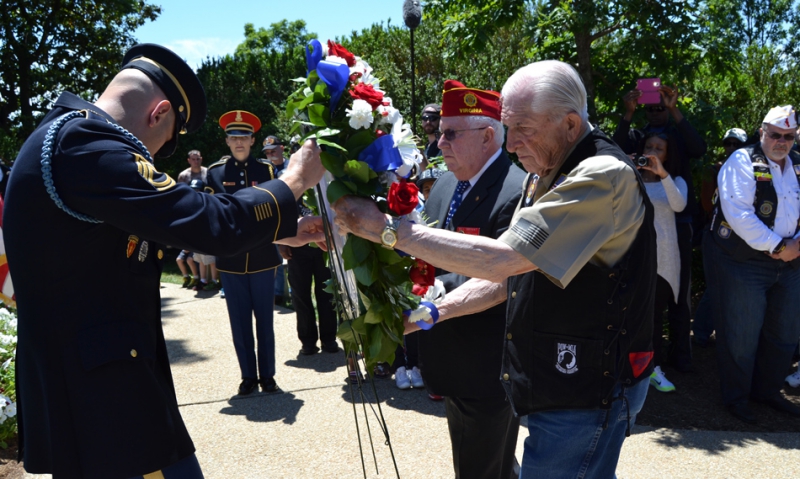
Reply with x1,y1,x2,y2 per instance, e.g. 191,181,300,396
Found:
4,49,298,478
207,151,283,391
421,152,526,479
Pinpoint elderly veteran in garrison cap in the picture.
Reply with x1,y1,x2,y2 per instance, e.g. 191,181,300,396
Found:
413,79,527,479
333,60,657,478
4,44,325,478
706,105,800,424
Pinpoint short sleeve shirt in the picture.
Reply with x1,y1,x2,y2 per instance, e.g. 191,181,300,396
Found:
498,155,645,288
177,166,207,184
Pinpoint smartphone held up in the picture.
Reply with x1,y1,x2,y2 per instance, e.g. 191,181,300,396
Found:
636,78,661,104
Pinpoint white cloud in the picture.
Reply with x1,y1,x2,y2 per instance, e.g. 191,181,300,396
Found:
162,38,240,70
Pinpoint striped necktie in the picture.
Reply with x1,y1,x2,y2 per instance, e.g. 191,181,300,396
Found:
444,180,470,228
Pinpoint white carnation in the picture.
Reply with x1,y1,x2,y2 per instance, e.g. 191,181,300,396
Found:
346,99,374,130
324,55,348,65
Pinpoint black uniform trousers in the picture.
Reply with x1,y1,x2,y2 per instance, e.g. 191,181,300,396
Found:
445,395,519,479
287,245,337,348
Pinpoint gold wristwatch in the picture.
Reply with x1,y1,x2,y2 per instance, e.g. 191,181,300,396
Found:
380,216,401,249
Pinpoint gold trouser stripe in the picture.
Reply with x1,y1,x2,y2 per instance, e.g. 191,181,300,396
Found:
143,471,165,479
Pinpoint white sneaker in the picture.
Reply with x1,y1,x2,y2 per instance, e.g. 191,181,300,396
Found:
786,367,800,388
409,366,425,388
394,366,411,389
649,366,676,392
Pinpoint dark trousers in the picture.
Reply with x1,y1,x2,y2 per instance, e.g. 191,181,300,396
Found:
667,221,693,368
220,270,275,380
287,245,336,348
652,275,674,367
445,395,520,479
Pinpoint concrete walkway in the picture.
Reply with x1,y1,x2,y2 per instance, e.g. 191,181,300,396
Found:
26,283,800,478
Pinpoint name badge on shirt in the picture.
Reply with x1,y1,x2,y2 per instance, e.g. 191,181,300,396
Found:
223,181,235,186
456,227,480,235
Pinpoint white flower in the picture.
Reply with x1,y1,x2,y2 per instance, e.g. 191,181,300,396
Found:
2,358,11,370
379,171,398,187
346,99,374,130
324,55,348,66
407,304,433,324
350,57,372,78
423,279,446,304
406,208,423,225
390,122,422,178
377,98,402,126
4,402,16,418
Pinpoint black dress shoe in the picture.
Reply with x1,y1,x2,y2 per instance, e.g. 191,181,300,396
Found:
299,345,320,355
321,342,340,353
238,378,259,396
727,402,757,424
260,377,281,393
752,395,800,417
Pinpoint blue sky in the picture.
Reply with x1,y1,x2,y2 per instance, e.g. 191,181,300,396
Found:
134,0,408,69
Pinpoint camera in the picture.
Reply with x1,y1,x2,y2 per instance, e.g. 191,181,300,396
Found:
633,155,649,167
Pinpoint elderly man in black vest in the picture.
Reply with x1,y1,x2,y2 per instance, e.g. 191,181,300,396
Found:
706,105,800,424
333,60,656,479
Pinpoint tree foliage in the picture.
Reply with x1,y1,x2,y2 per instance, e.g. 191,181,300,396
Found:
0,0,160,161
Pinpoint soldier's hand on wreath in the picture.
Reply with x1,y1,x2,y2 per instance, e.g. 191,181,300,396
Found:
277,244,292,260
276,216,325,247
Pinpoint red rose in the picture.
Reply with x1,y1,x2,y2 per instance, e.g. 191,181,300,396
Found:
411,284,429,296
327,40,356,67
387,181,419,216
410,258,435,290
349,83,384,110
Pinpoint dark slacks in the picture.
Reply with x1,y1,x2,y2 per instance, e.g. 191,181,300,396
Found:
220,270,276,380
287,245,337,348
667,221,693,368
445,395,520,479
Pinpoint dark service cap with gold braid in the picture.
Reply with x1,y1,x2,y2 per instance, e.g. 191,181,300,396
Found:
121,44,207,157
219,111,262,136
441,79,501,121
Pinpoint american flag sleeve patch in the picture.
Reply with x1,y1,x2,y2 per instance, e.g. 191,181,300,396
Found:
510,218,549,249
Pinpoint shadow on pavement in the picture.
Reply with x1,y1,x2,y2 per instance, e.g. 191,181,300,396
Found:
166,339,210,364
629,426,800,454
220,391,304,425
339,380,446,418
284,351,343,373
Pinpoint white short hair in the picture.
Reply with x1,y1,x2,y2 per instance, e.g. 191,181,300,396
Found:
501,60,589,123
463,115,505,149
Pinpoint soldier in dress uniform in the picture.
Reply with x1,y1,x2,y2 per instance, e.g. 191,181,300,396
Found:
4,44,325,479
206,111,283,396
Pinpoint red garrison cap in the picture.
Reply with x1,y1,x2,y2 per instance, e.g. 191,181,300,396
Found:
440,79,501,121
218,110,262,135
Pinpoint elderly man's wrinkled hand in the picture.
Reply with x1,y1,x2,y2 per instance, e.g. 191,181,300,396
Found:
276,216,325,247
286,140,325,190
331,196,385,243
773,238,800,262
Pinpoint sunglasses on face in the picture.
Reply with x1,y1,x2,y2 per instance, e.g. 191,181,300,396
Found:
441,127,488,141
764,130,795,142
646,106,666,113
421,114,440,122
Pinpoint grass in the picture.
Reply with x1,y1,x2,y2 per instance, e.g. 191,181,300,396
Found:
161,260,186,285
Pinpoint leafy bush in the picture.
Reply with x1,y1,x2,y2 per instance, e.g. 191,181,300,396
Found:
0,305,18,449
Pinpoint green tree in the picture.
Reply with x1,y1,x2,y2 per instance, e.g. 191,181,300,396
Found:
0,0,160,161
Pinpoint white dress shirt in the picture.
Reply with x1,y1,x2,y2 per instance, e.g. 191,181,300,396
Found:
718,148,800,252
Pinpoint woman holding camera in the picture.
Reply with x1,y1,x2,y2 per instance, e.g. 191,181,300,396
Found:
636,132,687,393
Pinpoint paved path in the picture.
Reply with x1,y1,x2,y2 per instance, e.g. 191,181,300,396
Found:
25,283,800,478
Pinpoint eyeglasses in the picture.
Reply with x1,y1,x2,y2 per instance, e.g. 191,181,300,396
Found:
646,106,666,113
421,114,440,123
764,130,795,142
441,127,488,141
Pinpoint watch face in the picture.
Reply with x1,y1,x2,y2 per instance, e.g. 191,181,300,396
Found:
382,230,397,246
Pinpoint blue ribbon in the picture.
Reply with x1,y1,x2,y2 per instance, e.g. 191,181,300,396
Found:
403,301,439,330
305,39,322,76
317,60,350,113
358,135,403,173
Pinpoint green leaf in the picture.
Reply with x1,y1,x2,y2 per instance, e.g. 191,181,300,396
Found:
342,235,372,269
307,103,330,127
351,314,367,334
344,160,370,183
364,303,384,324
353,257,379,286
315,128,341,138
336,321,357,344
374,243,403,265
369,325,384,359
325,179,354,204
345,129,377,153
320,151,346,177
316,138,348,153
383,262,411,284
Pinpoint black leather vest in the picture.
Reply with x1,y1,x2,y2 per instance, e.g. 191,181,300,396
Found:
711,144,800,265
500,129,657,417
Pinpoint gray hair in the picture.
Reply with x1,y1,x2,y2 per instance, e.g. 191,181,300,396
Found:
501,60,589,123
463,115,505,148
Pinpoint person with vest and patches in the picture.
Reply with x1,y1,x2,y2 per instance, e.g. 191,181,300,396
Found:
705,105,800,424
332,60,657,479
206,111,285,396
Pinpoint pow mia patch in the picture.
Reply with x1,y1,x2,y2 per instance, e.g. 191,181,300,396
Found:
718,221,732,239
555,342,579,375
759,201,774,217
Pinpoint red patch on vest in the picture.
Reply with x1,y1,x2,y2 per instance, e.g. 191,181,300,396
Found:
629,351,653,378
456,227,480,235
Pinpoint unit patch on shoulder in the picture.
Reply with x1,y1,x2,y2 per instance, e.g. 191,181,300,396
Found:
133,154,176,191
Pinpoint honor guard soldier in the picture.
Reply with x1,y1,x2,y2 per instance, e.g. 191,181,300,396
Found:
207,111,283,396
4,44,325,479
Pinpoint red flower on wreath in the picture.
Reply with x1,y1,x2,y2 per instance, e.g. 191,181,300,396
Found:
387,181,418,216
410,258,436,295
349,83,384,110
327,40,356,67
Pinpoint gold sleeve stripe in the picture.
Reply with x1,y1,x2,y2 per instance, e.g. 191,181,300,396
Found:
133,154,177,191
252,186,282,241
253,202,274,222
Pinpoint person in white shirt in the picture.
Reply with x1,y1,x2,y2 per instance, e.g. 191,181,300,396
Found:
705,105,800,423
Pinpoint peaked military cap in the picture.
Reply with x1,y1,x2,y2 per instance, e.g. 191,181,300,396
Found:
219,111,262,136
262,135,283,150
121,44,207,158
